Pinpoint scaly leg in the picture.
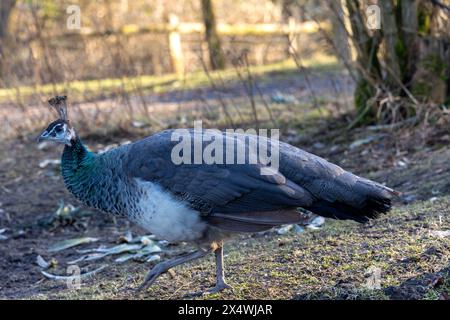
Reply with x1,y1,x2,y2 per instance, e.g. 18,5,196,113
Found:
184,245,233,297
137,249,208,291
206,244,233,294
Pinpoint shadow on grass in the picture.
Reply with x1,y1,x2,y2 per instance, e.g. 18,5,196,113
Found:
292,264,450,300
384,264,450,300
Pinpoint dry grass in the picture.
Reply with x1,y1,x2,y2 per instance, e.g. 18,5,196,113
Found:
24,198,450,300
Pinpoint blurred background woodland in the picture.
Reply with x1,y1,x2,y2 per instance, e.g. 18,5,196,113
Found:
0,0,448,138
0,0,450,300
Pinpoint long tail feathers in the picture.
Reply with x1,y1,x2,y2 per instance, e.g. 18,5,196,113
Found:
306,182,399,223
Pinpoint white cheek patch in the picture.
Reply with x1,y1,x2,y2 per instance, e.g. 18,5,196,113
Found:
65,127,77,146
68,127,76,138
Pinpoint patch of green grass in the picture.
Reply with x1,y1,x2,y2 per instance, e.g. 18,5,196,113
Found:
0,54,338,104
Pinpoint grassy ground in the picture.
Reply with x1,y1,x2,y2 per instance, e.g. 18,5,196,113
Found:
1,118,448,300
25,198,450,300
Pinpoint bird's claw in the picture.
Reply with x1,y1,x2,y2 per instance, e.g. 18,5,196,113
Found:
136,276,156,292
185,282,234,297
136,250,208,293
136,267,165,292
205,282,234,295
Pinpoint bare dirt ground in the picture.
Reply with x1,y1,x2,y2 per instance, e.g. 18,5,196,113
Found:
0,68,449,300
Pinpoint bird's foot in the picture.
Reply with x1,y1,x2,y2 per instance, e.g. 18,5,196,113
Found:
136,263,169,292
185,282,234,297
136,250,208,293
205,282,234,295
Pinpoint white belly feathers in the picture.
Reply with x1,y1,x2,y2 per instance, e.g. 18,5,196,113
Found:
133,179,207,242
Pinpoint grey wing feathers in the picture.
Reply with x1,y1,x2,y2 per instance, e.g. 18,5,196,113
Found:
122,130,313,226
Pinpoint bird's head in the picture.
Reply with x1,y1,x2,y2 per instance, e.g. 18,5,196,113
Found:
38,95,76,146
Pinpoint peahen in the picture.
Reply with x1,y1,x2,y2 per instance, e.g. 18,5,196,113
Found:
38,96,397,294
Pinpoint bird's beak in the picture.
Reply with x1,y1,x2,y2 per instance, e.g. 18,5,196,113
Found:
37,130,49,142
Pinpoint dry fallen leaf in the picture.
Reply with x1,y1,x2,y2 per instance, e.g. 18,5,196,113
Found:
36,255,51,269
146,255,161,263
38,159,61,168
41,265,107,281
117,231,133,243
430,230,450,238
0,228,7,241
48,237,99,252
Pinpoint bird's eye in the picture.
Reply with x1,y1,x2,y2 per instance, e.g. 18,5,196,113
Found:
54,125,63,133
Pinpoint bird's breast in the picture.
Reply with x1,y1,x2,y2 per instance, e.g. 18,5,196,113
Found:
132,179,207,242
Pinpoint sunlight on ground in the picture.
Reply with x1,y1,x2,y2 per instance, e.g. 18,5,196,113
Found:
0,53,337,104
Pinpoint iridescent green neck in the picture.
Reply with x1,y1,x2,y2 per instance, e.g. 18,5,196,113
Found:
60,136,131,217
61,136,97,203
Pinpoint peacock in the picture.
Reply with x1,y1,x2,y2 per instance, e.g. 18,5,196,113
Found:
38,95,397,294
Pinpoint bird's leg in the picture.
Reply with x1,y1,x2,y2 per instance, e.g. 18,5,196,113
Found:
137,249,208,292
205,244,233,294
184,244,233,297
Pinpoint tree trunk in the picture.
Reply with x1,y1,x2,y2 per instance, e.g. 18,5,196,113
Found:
399,0,419,84
336,0,448,124
410,0,448,104
329,0,352,64
379,0,402,86
345,0,381,122
201,0,225,70
0,0,16,81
